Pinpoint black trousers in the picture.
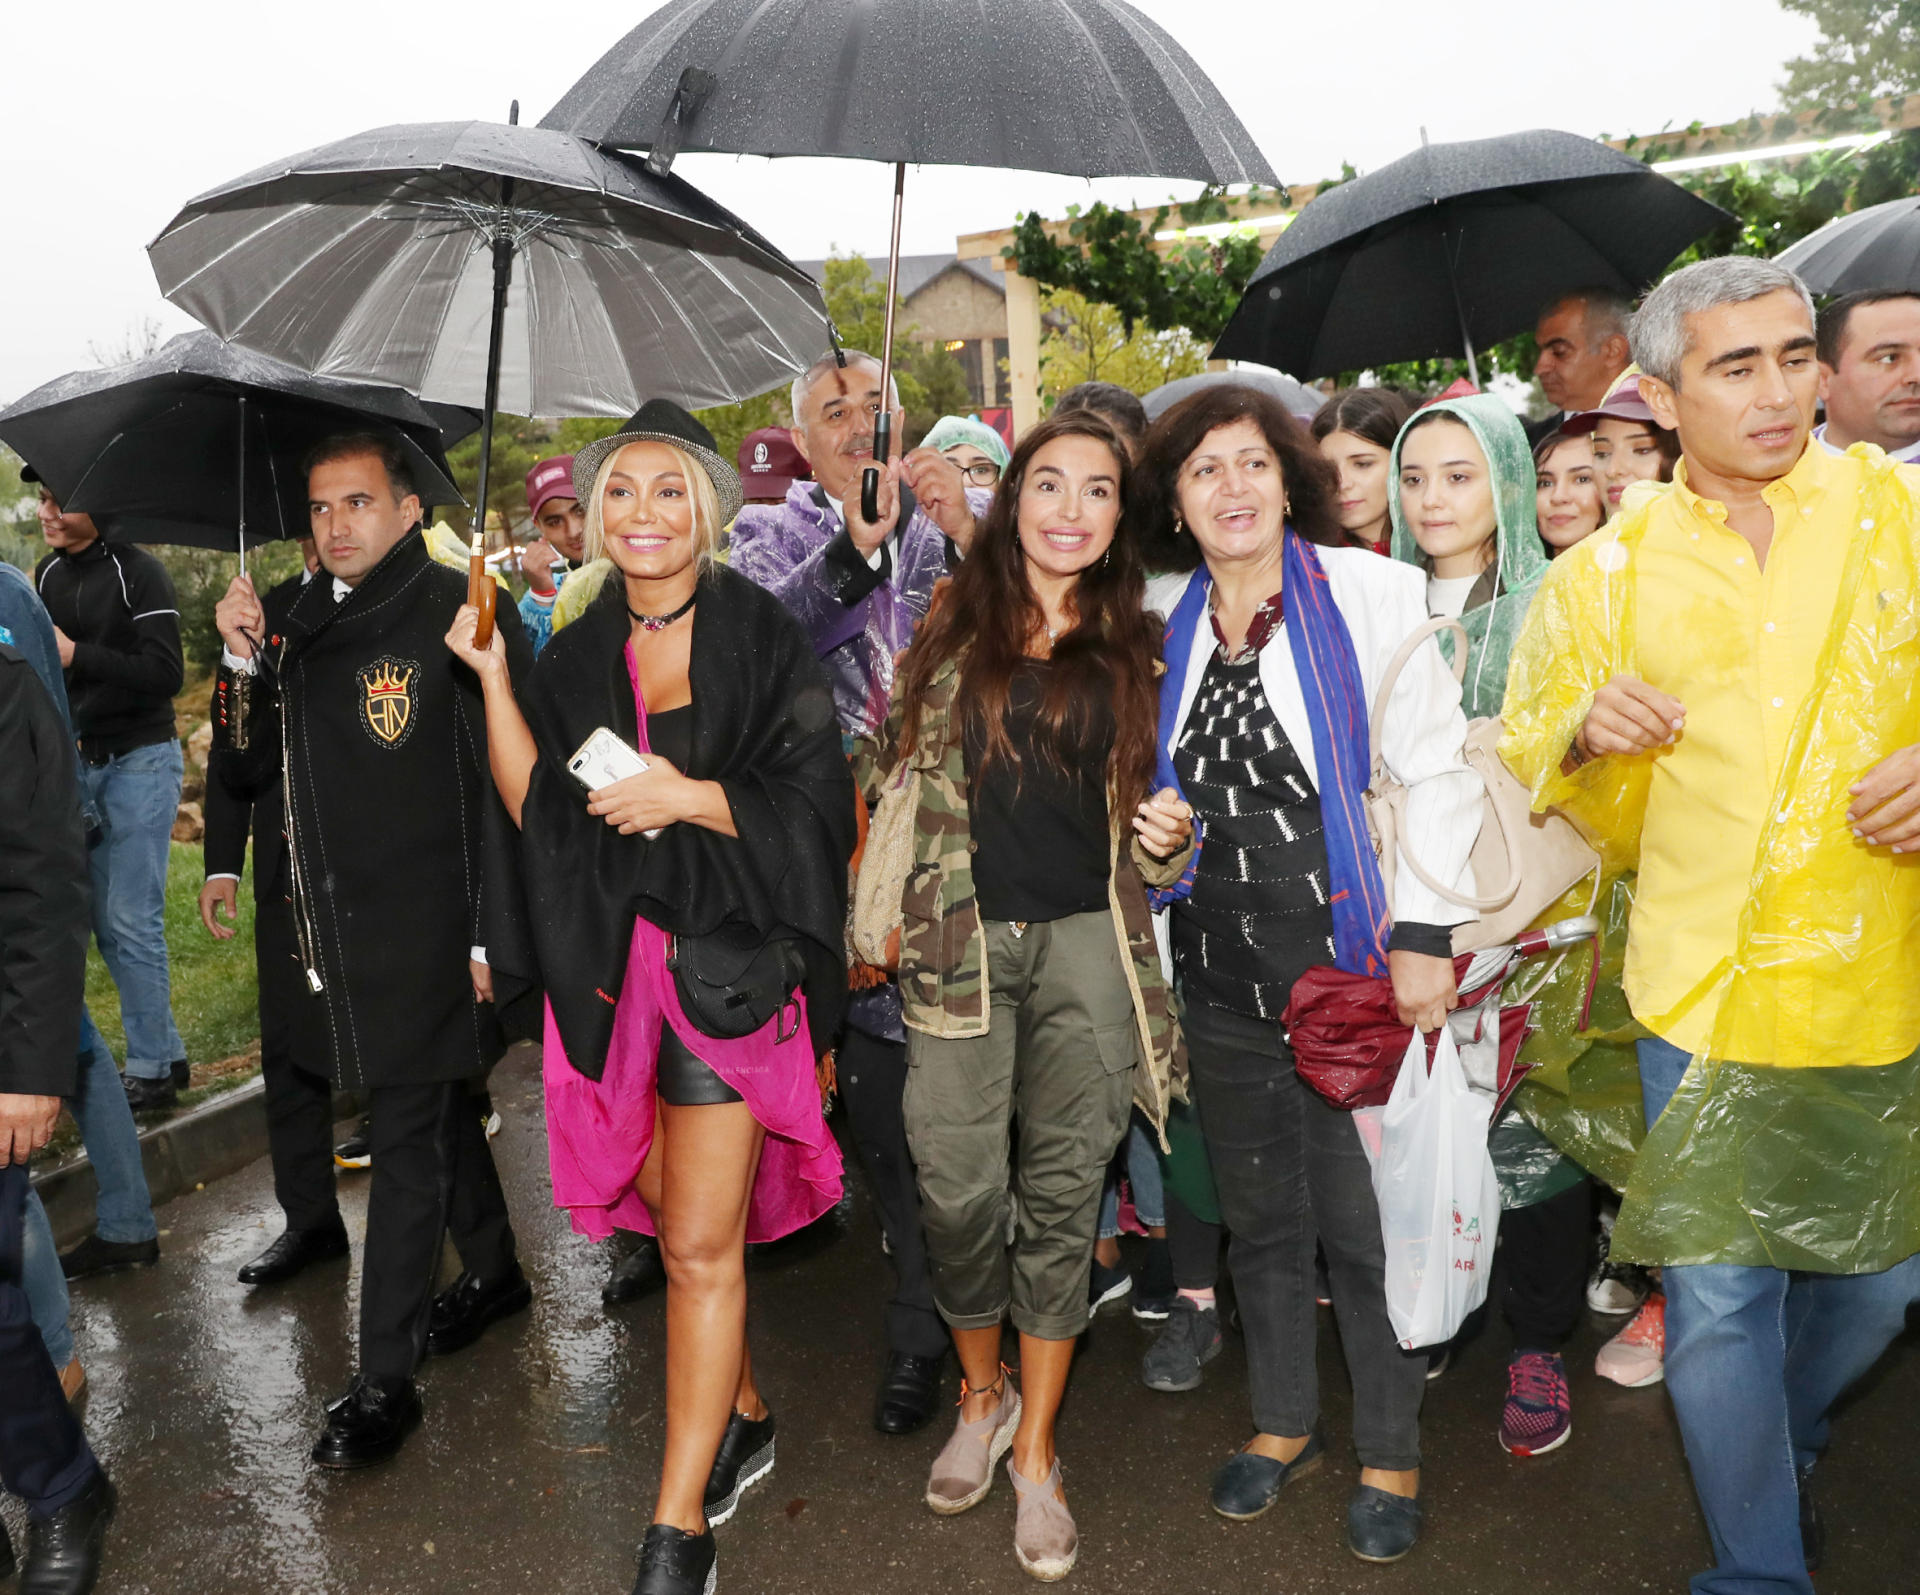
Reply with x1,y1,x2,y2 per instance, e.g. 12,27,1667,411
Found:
358,1078,518,1381
1500,1178,1593,1352
838,1027,949,1361
1186,997,1427,1471
256,902,340,1235
0,1162,97,1517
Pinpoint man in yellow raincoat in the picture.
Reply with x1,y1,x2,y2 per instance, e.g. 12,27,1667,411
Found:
1501,256,1920,1595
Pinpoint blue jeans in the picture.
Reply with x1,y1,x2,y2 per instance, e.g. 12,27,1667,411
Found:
21,1190,73,1370
78,738,185,1080
1638,1037,1920,1595
1097,1113,1166,1240
69,1010,156,1245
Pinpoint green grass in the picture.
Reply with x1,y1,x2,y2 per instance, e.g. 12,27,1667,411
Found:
85,843,261,1070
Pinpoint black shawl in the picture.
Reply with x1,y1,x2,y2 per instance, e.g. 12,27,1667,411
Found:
512,564,854,1080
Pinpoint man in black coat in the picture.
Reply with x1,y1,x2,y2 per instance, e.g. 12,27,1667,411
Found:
0,645,116,1590
211,433,532,1469
200,541,349,1288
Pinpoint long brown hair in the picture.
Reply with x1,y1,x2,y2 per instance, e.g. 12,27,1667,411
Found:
895,411,1160,819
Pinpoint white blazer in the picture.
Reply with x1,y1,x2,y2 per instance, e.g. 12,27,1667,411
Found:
1147,549,1481,976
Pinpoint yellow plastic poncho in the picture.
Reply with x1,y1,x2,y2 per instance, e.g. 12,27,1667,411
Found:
1499,444,1920,1271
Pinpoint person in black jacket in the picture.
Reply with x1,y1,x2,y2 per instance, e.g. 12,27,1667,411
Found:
211,433,532,1470
31,478,188,1113
0,643,117,1591
199,541,348,1287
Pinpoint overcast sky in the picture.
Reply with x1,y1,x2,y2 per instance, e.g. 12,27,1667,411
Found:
3,0,1818,404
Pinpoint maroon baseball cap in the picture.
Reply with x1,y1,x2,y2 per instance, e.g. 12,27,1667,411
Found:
1562,368,1660,436
525,454,577,518
738,428,809,498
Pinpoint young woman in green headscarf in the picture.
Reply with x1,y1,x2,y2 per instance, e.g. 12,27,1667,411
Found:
1388,393,1595,1460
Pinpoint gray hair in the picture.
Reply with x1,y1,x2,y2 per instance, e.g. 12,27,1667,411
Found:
1630,257,1816,387
1543,285,1634,347
789,349,899,425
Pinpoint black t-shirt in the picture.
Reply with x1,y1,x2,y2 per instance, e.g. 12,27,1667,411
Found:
964,659,1113,923
647,704,692,771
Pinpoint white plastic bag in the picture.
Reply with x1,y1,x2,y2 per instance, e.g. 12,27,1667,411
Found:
1368,1025,1500,1350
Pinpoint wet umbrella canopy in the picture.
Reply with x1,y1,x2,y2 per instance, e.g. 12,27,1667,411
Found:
148,119,829,419
542,0,1276,518
0,331,468,554
1144,368,1323,422
1775,195,1920,294
1211,129,1729,382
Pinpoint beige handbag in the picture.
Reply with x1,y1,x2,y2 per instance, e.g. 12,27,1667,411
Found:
1366,618,1598,953
850,759,920,970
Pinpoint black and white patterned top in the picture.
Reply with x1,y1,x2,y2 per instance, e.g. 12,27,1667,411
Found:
1170,652,1337,1021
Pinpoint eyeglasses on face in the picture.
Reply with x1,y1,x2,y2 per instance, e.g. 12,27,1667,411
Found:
958,460,1002,485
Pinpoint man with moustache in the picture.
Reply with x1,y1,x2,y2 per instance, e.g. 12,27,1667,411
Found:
731,350,988,1437
211,434,532,1468
1502,256,1920,1595
1528,287,1635,443
1814,290,1920,462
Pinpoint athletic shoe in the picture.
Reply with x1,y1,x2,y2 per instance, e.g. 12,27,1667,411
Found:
1088,1258,1132,1314
704,1408,776,1527
1141,1298,1222,1393
1587,1227,1652,1315
1595,1292,1666,1387
334,1122,372,1170
1498,1351,1572,1456
1425,1344,1451,1382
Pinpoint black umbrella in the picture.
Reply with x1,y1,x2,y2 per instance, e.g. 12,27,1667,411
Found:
1211,129,1731,383
542,0,1277,517
1775,196,1920,293
0,330,469,556
148,110,832,572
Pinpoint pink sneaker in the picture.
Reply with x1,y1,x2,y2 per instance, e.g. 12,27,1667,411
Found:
1595,1292,1666,1387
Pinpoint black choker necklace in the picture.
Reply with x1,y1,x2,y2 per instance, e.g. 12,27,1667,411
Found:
626,591,697,632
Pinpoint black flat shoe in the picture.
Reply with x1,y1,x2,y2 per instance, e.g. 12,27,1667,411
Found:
603,1239,667,1307
21,1468,115,1595
704,1409,776,1526
237,1222,349,1286
873,1350,944,1435
310,1377,422,1469
58,1233,158,1281
632,1523,716,1595
1347,1484,1422,1563
1209,1432,1324,1521
425,1265,532,1356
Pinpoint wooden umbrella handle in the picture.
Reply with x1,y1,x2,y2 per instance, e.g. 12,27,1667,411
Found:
468,534,496,649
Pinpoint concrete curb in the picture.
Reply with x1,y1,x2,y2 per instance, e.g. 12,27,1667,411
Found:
31,1078,356,1248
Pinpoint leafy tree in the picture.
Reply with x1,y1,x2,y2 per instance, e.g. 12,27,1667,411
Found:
1037,288,1208,403
1008,187,1285,342
0,446,40,575
443,414,553,539
1779,0,1920,110
820,256,975,443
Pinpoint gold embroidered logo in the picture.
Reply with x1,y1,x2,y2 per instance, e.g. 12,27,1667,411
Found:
357,656,419,748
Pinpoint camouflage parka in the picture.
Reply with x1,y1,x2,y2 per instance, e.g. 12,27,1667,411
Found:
859,652,1190,1142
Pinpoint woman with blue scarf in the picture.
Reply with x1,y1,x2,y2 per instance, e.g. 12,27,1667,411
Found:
1138,385,1480,1565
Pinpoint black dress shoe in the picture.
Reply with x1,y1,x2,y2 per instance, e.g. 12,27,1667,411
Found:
873,1350,944,1435
168,1059,191,1092
21,1468,115,1595
603,1239,667,1307
121,1074,176,1112
311,1376,422,1469
237,1222,350,1285
632,1523,716,1595
425,1265,532,1356
704,1409,776,1526
58,1233,158,1281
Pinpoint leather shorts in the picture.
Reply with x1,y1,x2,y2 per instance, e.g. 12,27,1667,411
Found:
657,1023,744,1107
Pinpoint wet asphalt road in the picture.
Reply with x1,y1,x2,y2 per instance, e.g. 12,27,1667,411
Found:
18,1042,1918,1595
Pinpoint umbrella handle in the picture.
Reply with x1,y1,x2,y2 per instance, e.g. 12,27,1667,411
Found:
860,411,893,524
468,533,496,649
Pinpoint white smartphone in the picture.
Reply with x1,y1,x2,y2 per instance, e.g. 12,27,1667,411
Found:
567,727,662,839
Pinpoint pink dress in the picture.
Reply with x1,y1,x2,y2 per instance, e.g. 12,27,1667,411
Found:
540,651,843,1244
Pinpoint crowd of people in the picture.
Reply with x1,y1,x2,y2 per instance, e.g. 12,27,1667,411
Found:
3,255,1920,1595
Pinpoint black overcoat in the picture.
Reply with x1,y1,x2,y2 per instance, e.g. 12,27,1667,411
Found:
214,531,530,1091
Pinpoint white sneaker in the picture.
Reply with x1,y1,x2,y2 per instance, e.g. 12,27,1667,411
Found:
1586,1228,1651,1315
